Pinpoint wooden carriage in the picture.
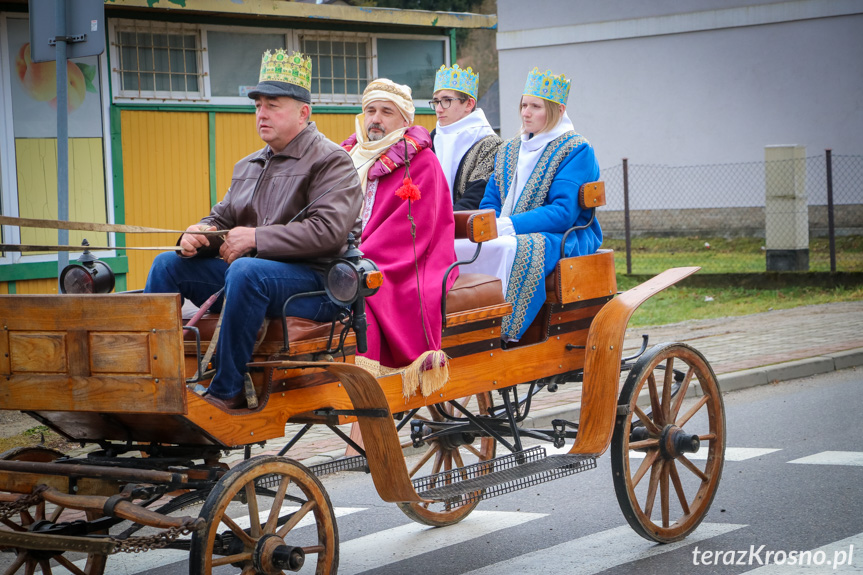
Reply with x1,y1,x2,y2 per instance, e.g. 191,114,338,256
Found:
0,182,726,574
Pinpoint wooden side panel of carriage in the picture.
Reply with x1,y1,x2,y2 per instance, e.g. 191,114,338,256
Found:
0,294,186,415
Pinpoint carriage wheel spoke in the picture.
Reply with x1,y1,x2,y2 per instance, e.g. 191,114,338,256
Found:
24,560,36,575
264,476,291,534
633,405,661,436
628,439,659,450
676,396,708,428
647,374,663,426
54,555,88,575
677,454,709,482
276,500,316,539
668,460,690,515
48,505,66,523
660,460,670,528
213,552,252,567
699,433,716,441
670,366,695,420
220,513,257,548
632,449,659,488
34,502,46,522
464,443,483,458
408,443,439,477
643,459,663,518
661,358,674,424
3,552,26,575
243,482,262,538
303,544,325,554
1,517,26,531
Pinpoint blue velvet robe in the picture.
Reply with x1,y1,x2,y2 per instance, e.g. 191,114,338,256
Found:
479,131,603,340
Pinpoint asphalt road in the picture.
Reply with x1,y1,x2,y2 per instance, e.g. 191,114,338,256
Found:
5,367,862,575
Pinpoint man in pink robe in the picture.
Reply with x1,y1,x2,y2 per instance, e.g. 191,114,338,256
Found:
342,79,457,397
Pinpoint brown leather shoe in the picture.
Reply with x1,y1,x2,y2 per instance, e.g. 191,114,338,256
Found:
203,391,248,411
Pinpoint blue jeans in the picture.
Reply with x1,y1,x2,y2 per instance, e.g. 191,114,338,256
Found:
145,252,338,399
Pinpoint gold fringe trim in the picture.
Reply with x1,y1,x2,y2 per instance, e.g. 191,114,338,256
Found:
402,350,450,399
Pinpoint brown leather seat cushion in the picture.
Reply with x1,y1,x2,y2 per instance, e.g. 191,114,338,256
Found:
445,272,505,314
184,273,504,346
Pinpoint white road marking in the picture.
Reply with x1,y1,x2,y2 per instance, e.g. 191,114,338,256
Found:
462,522,746,575
739,531,863,573
629,447,781,461
50,507,365,575
546,444,780,461
338,510,546,575
789,451,863,467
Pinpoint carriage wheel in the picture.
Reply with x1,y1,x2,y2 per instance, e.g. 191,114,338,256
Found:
611,343,725,543
397,391,496,527
189,455,337,574
0,447,109,575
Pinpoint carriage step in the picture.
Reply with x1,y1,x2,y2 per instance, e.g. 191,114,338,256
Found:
308,455,368,476
412,445,596,505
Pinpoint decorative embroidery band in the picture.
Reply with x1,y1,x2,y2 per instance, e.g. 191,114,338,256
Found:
502,233,546,339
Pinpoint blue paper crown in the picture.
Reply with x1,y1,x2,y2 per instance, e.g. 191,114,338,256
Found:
523,67,570,106
433,64,478,100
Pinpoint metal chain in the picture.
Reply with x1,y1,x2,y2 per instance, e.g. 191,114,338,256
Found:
111,518,204,554
0,487,48,521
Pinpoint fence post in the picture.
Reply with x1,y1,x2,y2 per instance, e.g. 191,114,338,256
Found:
826,149,836,273
623,158,632,275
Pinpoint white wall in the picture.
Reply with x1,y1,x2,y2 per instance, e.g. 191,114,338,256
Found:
496,0,863,175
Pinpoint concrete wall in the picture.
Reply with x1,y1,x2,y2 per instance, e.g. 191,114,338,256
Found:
496,0,863,181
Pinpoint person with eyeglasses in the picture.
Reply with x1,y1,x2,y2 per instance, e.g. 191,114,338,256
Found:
429,65,502,211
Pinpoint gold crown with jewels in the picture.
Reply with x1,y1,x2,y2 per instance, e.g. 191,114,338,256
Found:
259,49,312,91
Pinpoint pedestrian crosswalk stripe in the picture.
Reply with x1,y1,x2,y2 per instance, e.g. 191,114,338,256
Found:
789,451,863,467
49,506,365,575
545,445,780,461
462,522,746,575
739,531,862,573
338,510,546,575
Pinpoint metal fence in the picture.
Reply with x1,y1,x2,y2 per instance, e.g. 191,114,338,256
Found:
598,151,863,274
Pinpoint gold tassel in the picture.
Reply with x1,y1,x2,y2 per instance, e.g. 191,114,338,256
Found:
402,350,450,399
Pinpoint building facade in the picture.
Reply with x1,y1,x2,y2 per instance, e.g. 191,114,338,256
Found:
0,0,495,293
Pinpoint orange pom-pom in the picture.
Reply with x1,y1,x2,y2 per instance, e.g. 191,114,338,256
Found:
395,177,421,201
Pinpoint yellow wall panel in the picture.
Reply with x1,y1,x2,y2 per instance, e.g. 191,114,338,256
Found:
14,138,108,253
0,283,8,294
121,111,211,290
13,278,59,295
214,112,261,203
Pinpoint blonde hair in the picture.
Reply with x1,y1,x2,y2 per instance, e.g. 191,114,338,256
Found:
517,96,563,136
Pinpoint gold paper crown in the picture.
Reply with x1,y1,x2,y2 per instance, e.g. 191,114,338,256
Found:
259,49,313,92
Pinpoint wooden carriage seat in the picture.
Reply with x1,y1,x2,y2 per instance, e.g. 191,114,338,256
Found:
546,181,617,303
183,209,508,358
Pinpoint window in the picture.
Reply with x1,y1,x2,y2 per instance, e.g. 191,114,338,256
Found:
377,37,447,103
208,31,286,98
301,34,370,105
113,21,204,100
108,23,449,106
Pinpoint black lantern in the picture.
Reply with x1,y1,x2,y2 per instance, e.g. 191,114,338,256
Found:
59,240,115,294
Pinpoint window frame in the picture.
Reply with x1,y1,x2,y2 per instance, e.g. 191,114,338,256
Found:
372,32,450,110
110,18,207,104
298,30,371,106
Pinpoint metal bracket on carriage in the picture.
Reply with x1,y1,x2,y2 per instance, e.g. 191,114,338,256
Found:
551,419,579,449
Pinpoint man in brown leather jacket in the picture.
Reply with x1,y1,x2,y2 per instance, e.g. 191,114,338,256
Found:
144,50,362,411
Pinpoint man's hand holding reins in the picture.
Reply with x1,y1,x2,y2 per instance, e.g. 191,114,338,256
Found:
220,227,257,264
179,224,216,257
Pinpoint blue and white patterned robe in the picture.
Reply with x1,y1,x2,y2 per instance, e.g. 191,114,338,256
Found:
479,131,603,340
